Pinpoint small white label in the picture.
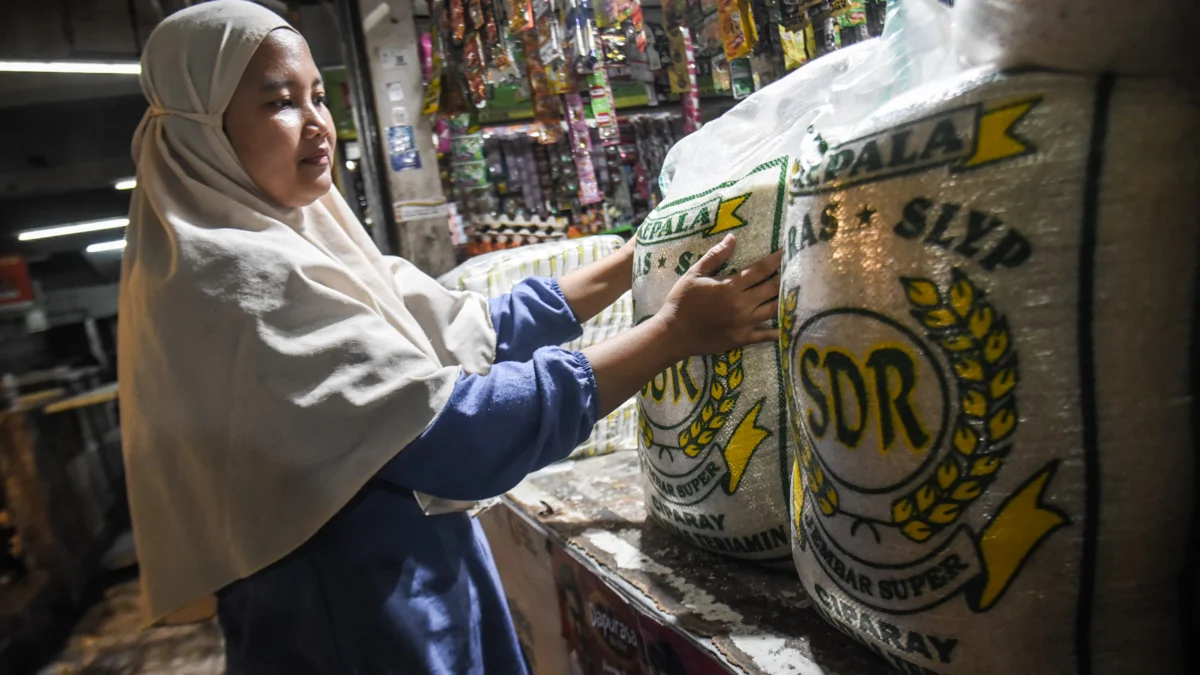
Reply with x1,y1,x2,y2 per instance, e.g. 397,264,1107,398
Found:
387,82,406,102
391,106,410,126
380,48,407,69
395,201,449,222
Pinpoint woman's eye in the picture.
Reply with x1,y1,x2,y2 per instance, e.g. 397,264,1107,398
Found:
270,99,294,109
313,94,327,107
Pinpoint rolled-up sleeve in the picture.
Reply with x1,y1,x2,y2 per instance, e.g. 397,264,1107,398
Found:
489,277,582,363
376,346,599,501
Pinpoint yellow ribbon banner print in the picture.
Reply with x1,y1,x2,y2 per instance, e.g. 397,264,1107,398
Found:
789,97,1041,196
795,460,1067,614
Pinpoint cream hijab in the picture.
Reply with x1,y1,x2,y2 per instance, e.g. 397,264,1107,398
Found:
119,0,496,622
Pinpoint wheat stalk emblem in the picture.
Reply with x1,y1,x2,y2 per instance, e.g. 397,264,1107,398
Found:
889,268,1019,542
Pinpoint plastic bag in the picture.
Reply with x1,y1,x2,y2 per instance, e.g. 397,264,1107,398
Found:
952,0,1199,78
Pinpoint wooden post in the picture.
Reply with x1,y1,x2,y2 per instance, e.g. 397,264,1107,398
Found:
352,0,457,277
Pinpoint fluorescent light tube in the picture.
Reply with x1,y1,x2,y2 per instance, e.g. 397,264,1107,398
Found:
114,178,137,190
0,61,141,75
86,240,127,254
18,217,129,241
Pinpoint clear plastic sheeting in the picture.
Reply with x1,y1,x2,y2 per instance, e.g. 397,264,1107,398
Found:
439,236,638,459
952,0,1200,78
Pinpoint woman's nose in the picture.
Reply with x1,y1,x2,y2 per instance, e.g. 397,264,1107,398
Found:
303,106,331,139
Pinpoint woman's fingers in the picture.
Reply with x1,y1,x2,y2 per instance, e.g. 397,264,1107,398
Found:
693,234,737,276
745,328,780,345
751,299,779,323
736,249,783,287
747,275,780,304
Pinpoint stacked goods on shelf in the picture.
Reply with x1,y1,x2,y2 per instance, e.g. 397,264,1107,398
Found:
449,114,684,257
438,236,638,458
776,0,1199,672
425,0,889,264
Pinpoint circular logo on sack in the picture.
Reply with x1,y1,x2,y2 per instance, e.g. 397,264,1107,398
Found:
791,309,950,496
781,268,1066,616
638,355,712,431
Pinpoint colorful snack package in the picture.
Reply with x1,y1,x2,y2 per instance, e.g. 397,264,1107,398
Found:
671,28,701,134
595,0,620,29
451,0,467,43
564,0,600,73
421,32,443,117
482,0,501,47
563,93,604,205
779,22,809,71
521,31,565,125
587,68,621,146
505,0,534,33
717,0,757,60
464,33,489,107
468,0,485,29
629,3,648,51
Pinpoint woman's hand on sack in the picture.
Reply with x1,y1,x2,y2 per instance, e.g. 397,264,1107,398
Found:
656,234,781,358
579,235,779,418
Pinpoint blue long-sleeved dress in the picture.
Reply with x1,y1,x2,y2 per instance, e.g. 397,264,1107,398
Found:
217,277,598,674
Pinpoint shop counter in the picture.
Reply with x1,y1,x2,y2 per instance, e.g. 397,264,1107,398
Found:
481,451,891,675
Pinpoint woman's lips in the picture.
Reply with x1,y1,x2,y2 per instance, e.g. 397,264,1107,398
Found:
302,149,330,166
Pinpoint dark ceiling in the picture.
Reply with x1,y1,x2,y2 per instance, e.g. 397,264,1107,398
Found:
0,0,340,291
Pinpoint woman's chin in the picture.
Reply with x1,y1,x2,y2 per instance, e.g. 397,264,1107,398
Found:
300,170,332,198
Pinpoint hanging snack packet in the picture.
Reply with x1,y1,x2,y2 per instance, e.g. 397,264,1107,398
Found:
599,29,628,64
730,56,753,98
464,32,489,107
588,68,621,146
710,51,731,91
671,28,701,134
629,4,648,52
833,0,868,46
595,0,620,29
563,93,604,205
717,0,756,60
468,0,485,29
522,31,565,129
482,0,501,47
779,22,808,71
451,0,467,43
564,0,600,73
505,0,535,32
421,32,443,117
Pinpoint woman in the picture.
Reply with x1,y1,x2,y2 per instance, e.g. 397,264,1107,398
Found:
120,2,781,673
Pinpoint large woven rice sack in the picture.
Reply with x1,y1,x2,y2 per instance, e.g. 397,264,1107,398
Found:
629,28,892,564
439,236,637,458
780,67,1199,674
632,160,795,563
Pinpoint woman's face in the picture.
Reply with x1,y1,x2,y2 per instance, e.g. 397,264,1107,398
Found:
224,29,335,209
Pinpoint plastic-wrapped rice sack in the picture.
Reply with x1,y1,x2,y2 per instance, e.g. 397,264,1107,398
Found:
632,161,793,563
438,236,637,459
780,67,1199,675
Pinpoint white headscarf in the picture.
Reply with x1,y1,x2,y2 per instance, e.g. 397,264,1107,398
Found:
119,0,496,622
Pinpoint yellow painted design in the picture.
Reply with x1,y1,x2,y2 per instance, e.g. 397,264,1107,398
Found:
791,456,805,533
976,463,1065,610
723,400,770,493
962,99,1039,168
705,193,751,236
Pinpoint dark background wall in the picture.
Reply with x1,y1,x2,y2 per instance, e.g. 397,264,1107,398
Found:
0,0,345,373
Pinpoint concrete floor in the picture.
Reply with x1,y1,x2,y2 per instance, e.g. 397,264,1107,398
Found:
36,579,224,675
